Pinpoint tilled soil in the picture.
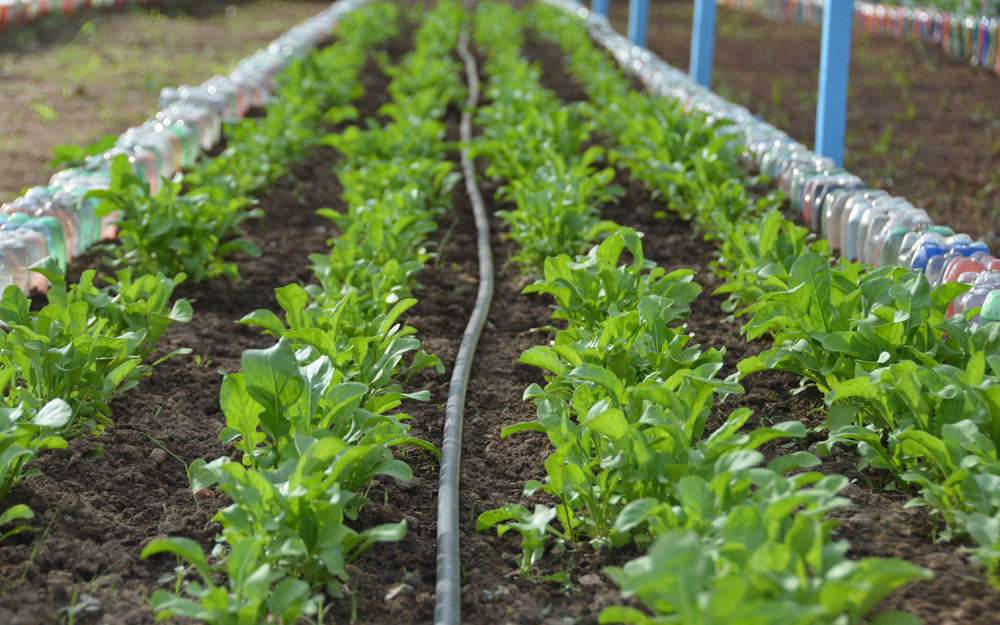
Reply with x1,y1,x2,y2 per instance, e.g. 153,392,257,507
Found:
526,32,1000,625
0,33,407,624
2,4,1000,624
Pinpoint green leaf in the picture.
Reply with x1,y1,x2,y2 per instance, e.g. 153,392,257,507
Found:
476,504,527,531
501,421,547,437
868,611,924,625
242,339,304,440
140,537,212,583
518,347,567,375
584,405,628,440
0,504,33,526
599,606,654,625
268,577,310,621
767,451,821,476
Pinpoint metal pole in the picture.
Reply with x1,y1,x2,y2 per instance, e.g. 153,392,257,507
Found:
816,0,854,166
592,0,610,16
628,0,649,47
690,0,717,86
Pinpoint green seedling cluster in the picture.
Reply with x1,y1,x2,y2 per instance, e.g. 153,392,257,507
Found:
473,5,929,624
87,158,261,283
711,208,833,312
536,0,1000,599
3,0,405,555
538,2,1000,583
81,7,396,284
139,3,467,622
0,261,189,538
738,253,1000,584
471,2,621,275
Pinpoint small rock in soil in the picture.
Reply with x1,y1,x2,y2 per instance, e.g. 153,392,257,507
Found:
578,573,603,588
149,448,167,465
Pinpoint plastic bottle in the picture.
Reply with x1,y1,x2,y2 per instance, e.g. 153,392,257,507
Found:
804,173,865,232
939,252,992,289
953,271,1000,319
117,126,178,179
978,289,1000,324
0,230,34,293
841,194,901,261
153,109,201,168
832,189,887,253
161,85,235,123
2,190,78,261
0,213,66,270
901,227,953,270
159,102,221,152
9,226,49,292
50,169,114,242
84,147,158,193
924,235,985,287
867,206,932,266
204,76,249,120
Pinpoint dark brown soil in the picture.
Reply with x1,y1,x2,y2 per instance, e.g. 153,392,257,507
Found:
3,4,999,625
608,0,1000,240
0,35,407,625
489,27,1000,625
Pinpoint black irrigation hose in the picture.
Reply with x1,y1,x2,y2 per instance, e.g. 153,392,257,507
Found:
434,25,493,625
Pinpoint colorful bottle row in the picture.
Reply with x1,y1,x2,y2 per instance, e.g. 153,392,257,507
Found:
718,0,1000,76
549,0,1000,324
0,0,165,30
0,0,369,293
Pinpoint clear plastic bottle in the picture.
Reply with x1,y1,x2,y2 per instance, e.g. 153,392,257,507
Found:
2,190,78,261
161,85,233,123
833,190,887,253
153,110,201,168
0,230,34,293
0,224,50,292
805,173,865,233
50,169,114,242
159,102,221,152
117,126,179,180
841,194,899,261
868,207,932,267
203,76,248,120
3,213,65,270
84,147,158,193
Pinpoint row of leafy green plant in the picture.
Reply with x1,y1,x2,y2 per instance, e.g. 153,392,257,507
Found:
532,0,1000,593
137,3,467,623
0,1,406,547
0,265,191,537
472,4,928,624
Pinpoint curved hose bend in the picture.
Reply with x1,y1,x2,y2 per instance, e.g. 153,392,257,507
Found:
434,25,493,625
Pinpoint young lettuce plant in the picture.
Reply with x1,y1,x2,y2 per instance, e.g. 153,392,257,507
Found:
87,155,261,283
0,263,190,438
142,4,463,621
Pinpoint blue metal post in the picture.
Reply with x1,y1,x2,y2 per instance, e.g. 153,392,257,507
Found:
689,0,716,87
592,0,609,16
628,0,649,47
816,0,854,167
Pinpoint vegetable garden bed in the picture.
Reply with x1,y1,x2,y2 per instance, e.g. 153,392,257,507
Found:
1,1,1000,624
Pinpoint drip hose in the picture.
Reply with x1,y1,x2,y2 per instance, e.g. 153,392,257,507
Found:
434,25,493,625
